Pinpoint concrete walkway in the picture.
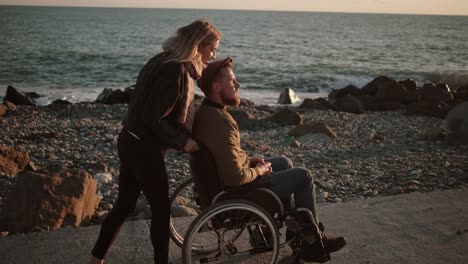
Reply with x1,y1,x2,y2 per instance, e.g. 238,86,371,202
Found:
1,189,467,264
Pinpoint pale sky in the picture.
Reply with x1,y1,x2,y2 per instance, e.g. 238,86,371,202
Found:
0,0,467,16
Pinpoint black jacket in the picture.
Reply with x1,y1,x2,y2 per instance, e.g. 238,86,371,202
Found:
123,52,194,150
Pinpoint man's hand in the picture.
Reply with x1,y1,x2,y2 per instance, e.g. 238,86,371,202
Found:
255,161,272,175
183,138,199,153
249,157,266,167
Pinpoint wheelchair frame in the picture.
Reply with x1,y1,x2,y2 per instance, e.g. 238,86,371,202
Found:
170,177,331,263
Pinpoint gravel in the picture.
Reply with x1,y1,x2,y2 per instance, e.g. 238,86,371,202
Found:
1,102,467,223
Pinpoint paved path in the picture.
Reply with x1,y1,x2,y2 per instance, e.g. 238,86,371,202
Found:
1,189,467,264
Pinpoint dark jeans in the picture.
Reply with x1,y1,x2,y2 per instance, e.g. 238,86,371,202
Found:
265,157,319,223
91,129,170,263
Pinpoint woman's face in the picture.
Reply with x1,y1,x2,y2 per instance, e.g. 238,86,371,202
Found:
198,40,219,64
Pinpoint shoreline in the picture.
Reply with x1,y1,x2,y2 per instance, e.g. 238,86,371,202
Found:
0,87,328,106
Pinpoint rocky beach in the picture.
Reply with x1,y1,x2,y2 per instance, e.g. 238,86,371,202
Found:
0,76,468,235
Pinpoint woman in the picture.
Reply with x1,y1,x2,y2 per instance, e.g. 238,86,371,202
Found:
89,19,221,264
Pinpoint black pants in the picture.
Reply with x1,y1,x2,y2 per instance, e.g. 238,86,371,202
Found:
91,129,170,263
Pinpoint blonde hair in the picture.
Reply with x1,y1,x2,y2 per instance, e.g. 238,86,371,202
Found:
163,19,222,74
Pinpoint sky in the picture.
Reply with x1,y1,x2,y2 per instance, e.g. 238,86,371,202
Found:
0,0,467,16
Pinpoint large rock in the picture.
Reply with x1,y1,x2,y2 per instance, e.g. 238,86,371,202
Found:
406,101,451,118
299,98,330,110
399,79,419,103
95,87,132,105
357,95,403,111
289,122,337,139
339,95,365,114
328,85,363,105
399,79,418,91
0,104,6,117
420,83,454,103
0,145,30,176
0,169,100,233
3,86,35,106
455,85,468,101
278,88,300,104
372,76,409,103
272,108,304,126
315,98,335,110
445,102,468,145
362,76,390,96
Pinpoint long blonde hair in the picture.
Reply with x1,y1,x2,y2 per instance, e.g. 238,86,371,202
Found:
163,19,222,74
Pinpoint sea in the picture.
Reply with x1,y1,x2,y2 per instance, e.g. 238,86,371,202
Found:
1,6,467,105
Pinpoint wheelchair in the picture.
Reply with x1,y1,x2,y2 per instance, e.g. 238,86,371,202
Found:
169,146,331,264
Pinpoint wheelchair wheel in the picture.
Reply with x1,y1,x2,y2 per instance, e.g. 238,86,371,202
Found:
170,178,202,249
182,199,280,264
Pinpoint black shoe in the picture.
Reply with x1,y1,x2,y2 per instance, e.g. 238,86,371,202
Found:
322,235,346,253
301,240,331,263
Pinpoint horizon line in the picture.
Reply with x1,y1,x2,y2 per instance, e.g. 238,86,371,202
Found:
1,4,467,17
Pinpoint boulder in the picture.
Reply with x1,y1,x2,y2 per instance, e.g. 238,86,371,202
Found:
339,95,365,114
328,85,363,105
445,102,468,145
406,101,451,118
3,86,35,106
399,79,419,103
0,145,30,176
420,83,454,103
24,92,41,99
0,104,6,117
278,88,300,104
362,76,392,96
299,98,330,110
46,102,73,115
0,169,100,233
289,123,337,139
373,77,409,104
95,88,129,105
455,85,468,101
358,95,403,111
399,79,418,91
315,98,335,110
272,108,304,126
227,109,255,130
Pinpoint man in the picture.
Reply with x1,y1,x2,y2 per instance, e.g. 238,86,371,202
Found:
192,57,346,260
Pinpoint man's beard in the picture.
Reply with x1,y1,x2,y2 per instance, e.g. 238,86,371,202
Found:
221,91,240,106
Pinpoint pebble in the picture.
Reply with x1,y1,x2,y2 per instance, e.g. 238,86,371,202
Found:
94,173,113,184
407,185,420,192
104,203,113,210
0,102,466,231
390,186,403,195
